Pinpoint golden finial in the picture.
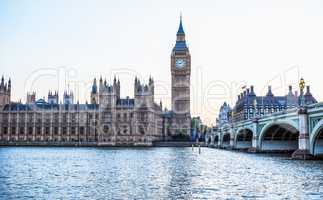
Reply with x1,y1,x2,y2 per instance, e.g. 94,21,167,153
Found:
299,78,305,92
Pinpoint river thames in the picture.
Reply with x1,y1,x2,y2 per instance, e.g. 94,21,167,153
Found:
0,147,322,200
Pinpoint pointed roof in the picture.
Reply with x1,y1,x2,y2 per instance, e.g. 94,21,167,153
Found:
266,86,274,97
0,76,4,87
173,15,189,52
92,78,97,94
177,15,185,35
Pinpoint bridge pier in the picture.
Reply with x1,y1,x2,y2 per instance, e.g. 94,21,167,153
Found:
229,127,235,149
248,118,260,153
217,131,222,148
248,135,259,153
292,108,314,159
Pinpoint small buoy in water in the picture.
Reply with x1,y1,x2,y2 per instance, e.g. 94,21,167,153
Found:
198,144,201,154
192,144,194,151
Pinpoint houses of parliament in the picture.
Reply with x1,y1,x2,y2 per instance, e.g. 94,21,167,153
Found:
0,18,192,146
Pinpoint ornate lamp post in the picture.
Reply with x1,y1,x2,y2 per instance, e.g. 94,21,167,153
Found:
253,98,257,118
292,77,313,159
299,78,305,107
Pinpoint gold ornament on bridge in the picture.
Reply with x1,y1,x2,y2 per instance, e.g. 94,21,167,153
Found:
299,78,305,92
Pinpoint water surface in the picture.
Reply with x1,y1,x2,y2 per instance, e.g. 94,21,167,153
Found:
0,147,322,199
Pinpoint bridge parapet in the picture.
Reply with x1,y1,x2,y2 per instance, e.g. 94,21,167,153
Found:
210,103,323,159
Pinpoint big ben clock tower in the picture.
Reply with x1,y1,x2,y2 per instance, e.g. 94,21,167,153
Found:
171,16,191,135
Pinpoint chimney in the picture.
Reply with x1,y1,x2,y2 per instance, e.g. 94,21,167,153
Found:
306,86,310,95
288,85,293,95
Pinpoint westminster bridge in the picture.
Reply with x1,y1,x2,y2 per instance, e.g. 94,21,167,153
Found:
207,102,323,159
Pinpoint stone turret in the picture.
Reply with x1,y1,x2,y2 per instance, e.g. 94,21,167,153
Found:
134,77,154,108
266,86,274,97
48,91,59,104
218,102,232,124
0,76,11,107
99,77,120,108
113,76,121,100
26,92,36,104
63,91,74,104
91,78,98,104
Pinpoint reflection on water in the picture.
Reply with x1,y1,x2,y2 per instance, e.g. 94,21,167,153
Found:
0,147,323,199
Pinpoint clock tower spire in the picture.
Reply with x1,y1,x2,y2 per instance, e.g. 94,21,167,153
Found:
171,16,191,136
177,14,185,38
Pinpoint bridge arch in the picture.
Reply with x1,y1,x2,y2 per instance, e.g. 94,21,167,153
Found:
259,120,299,152
235,128,253,149
221,131,231,148
213,134,219,145
310,119,323,156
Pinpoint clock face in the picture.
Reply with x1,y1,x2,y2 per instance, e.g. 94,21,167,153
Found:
175,59,186,69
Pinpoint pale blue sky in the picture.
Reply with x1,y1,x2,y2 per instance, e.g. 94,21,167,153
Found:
1,0,323,125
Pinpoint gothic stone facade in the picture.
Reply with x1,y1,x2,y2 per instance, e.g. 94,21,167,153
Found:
0,77,164,146
0,18,193,146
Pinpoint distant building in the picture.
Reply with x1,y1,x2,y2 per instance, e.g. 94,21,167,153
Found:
191,117,202,141
232,85,317,122
0,76,10,106
26,92,36,104
218,102,232,125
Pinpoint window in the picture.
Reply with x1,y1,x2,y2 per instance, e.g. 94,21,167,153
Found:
71,114,76,123
54,113,59,123
123,125,128,134
19,114,25,122
19,127,24,135
71,127,76,135
103,113,111,123
36,127,41,135
63,114,67,122
45,127,50,135
139,125,145,135
3,127,8,135
45,115,50,123
103,126,109,134
62,127,67,134
11,127,16,134
80,127,84,135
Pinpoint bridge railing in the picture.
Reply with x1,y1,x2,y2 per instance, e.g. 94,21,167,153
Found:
217,107,300,131
213,102,323,136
